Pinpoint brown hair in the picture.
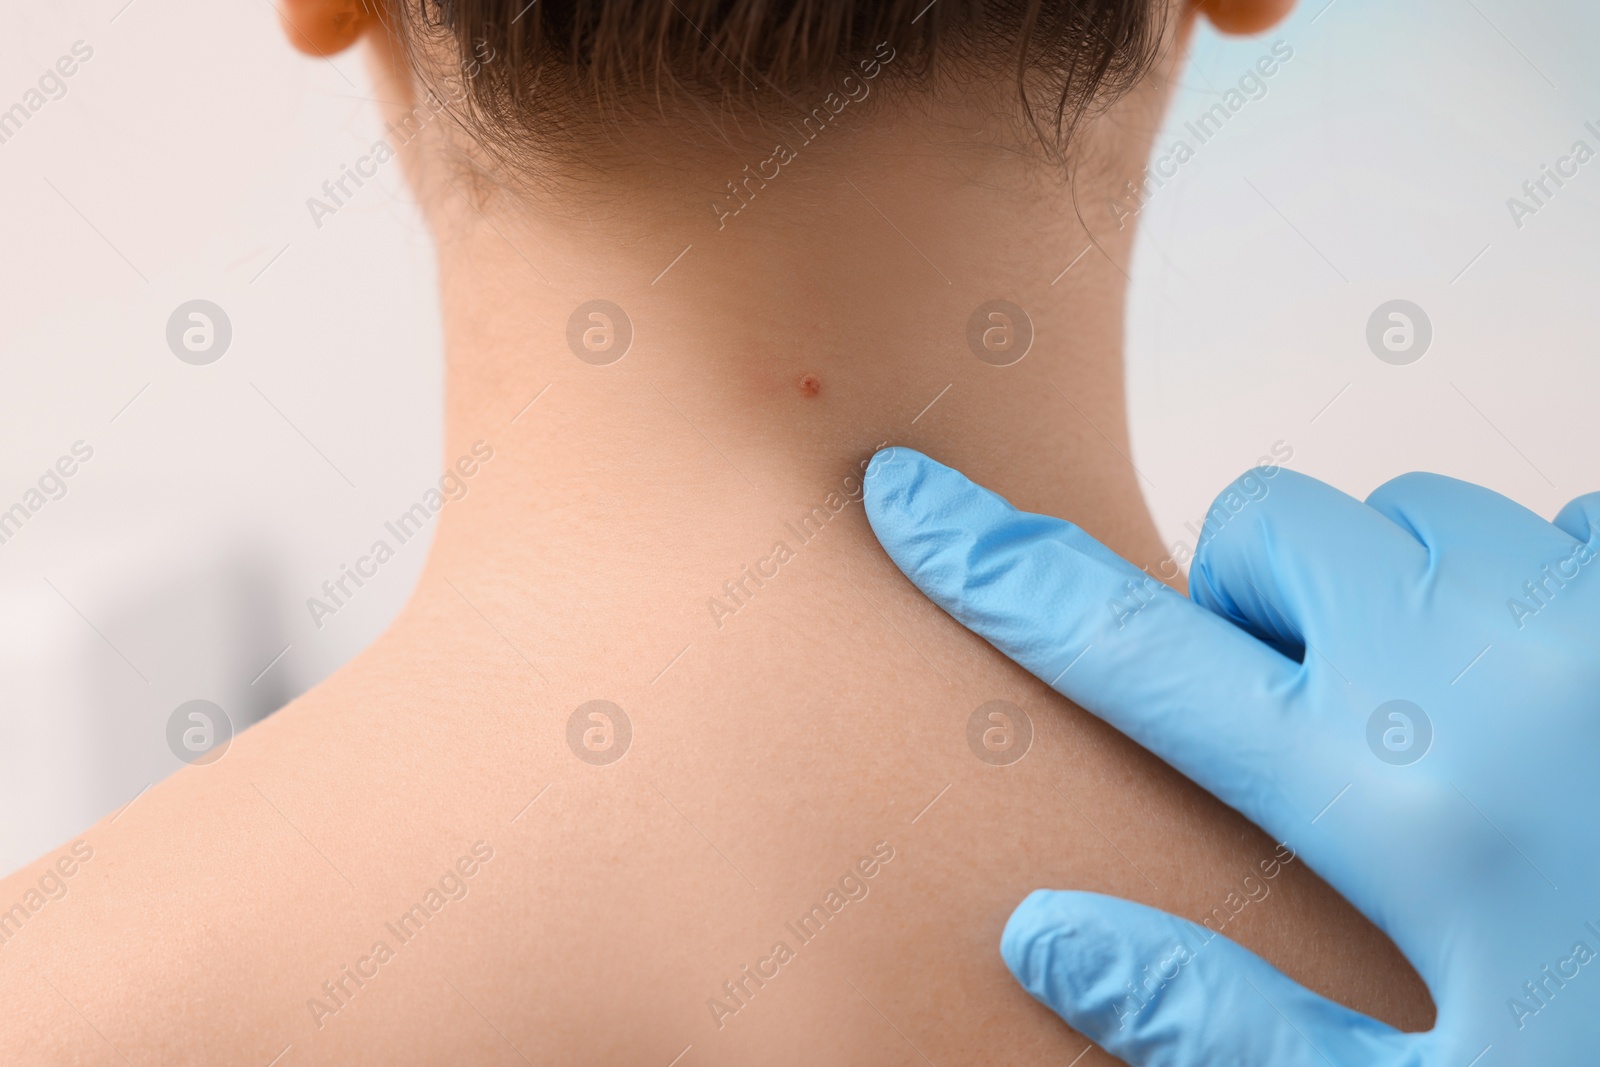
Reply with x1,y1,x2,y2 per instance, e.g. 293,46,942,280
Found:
383,0,1166,165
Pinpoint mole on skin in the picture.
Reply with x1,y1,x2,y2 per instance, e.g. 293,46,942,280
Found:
797,373,821,398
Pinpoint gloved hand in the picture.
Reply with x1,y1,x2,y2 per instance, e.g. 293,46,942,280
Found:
863,446,1600,1067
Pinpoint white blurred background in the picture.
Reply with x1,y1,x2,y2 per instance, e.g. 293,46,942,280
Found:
1,0,1596,876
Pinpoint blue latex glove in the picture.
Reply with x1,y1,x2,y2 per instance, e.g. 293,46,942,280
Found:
863,446,1600,1067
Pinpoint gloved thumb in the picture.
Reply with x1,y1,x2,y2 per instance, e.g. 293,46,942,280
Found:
1002,890,1418,1067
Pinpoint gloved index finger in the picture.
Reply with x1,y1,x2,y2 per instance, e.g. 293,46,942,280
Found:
864,448,1320,836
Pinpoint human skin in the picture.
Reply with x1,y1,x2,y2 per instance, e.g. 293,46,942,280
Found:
0,5,1432,1064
